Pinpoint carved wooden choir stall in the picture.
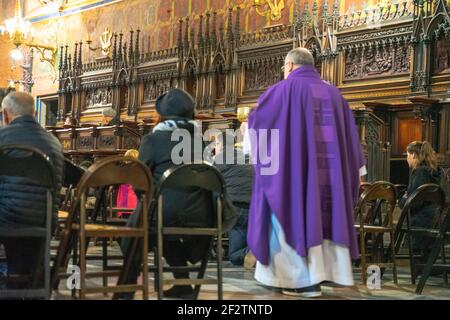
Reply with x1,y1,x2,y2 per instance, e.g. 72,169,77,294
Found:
51,0,450,193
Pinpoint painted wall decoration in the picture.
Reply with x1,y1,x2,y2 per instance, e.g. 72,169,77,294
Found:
1,0,391,95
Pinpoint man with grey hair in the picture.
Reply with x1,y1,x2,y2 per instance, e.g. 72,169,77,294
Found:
0,91,64,290
281,47,315,79
247,47,366,297
101,107,121,126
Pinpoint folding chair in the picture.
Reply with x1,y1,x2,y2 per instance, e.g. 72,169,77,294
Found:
51,156,153,299
392,184,446,272
394,184,447,285
60,158,85,211
415,207,450,294
154,163,227,300
354,181,398,285
0,145,56,299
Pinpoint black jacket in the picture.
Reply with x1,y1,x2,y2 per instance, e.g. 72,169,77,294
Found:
0,115,64,229
214,148,253,205
138,128,213,228
108,116,122,126
399,165,442,228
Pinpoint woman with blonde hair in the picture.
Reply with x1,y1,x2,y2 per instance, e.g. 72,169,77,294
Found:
399,141,441,251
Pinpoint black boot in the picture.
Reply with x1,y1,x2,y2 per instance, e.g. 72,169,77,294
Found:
163,285,195,299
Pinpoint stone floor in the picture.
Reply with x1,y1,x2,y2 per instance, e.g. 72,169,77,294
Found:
49,244,450,300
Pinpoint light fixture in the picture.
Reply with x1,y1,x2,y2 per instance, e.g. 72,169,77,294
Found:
1,0,57,78
252,0,285,22
10,47,24,61
86,27,113,56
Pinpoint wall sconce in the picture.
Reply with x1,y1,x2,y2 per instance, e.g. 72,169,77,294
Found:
86,28,113,57
0,0,57,81
253,0,285,22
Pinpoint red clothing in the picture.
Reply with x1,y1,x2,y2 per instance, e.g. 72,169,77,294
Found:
116,184,137,217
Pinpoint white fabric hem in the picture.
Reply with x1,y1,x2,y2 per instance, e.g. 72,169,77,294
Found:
254,214,355,289
255,267,354,289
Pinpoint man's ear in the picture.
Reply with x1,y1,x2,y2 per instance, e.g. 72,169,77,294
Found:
288,61,294,72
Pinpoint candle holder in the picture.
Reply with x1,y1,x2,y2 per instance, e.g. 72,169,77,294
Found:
252,0,285,22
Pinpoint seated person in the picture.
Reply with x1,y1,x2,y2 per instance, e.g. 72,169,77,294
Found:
0,92,64,289
116,149,139,217
101,107,121,126
121,89,212,299
213,125,255,268
399,141,441,252
64,116,77,127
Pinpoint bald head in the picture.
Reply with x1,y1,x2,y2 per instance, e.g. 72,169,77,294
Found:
283,48,315,79
1,92,35,125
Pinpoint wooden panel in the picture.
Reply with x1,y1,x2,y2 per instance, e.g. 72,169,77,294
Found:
397,118,422,155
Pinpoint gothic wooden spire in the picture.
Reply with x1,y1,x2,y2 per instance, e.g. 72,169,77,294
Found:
323,0,330,19
312,0,318,20
68,54,72,71
73,42,78,69
227,6,234,44
211,11,217,48
303,1,310,21
198,14,204,49
219,16,224,45
78,41,83,69
235,6,241,45
59,45,64,71
118,32,123,61
333,0,340,19
184,17,189,49
129,30,134,64
113,33,118,62
205,12,211,49
189,19,195,49
64,45,68,70
135,29,140,62
177,18,183,48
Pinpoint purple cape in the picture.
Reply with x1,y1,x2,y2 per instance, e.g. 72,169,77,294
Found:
247,65,365,265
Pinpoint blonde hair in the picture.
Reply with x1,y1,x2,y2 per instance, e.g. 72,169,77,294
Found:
125,149,139,159
406,141,437,170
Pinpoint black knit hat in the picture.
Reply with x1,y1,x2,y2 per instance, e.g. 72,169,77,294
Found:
155,88,195,119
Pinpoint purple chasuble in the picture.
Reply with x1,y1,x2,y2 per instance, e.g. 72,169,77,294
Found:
247,65,365,265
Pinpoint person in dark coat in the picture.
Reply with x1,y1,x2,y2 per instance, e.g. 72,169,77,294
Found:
121,89,213,299
399,141,441,252
213,128,254,267
0,92,64,289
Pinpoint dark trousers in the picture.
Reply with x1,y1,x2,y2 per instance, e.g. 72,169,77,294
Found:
117,201,211,299
228,207,249,266
0,237,44,289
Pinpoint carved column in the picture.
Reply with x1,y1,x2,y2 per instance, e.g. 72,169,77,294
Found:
410,97,441,150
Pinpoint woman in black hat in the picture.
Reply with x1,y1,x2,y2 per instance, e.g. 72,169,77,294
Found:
122,89,213,299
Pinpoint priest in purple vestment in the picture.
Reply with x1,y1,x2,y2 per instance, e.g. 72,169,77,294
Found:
247,48,366,298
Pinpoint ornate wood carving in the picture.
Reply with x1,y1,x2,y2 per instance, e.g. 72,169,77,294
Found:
344,45,411,80
434,37,450,74
85,87,112,108
53,1,450,188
